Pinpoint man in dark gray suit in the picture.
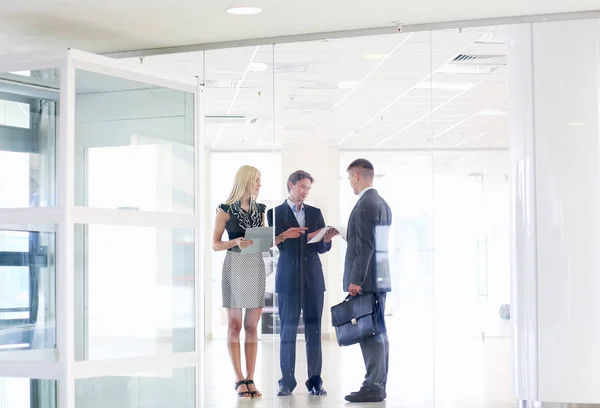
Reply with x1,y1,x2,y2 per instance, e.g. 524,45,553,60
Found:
343,158,392,403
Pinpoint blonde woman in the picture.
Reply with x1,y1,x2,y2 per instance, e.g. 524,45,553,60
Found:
212,165,266,400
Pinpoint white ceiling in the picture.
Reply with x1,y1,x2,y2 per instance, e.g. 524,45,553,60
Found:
0,0,597,54
125,26,508,157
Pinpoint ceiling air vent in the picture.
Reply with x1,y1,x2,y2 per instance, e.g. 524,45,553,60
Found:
453,54,478,62
437,54,506,75
452,54,506,65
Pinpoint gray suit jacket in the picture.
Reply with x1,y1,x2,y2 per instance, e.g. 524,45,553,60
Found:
343,188,392,293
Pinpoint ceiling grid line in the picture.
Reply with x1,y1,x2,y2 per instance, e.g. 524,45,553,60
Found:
375,67,502,146
332,33,414,109
338,31,492,146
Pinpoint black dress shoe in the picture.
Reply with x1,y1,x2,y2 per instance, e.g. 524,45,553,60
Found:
344,386,385,403
277,386,293,396
308,384,327,396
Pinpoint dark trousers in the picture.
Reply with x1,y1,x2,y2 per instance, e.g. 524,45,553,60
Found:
278,289,324,391
360,292,389,393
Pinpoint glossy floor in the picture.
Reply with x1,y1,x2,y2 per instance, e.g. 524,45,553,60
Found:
203,336,514,408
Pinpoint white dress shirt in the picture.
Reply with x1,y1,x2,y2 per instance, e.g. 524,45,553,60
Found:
287,198,306,227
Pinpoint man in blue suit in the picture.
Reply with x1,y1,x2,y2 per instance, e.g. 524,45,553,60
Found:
267,170,338,396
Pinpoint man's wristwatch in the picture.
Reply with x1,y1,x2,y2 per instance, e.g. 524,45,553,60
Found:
279,234,286,242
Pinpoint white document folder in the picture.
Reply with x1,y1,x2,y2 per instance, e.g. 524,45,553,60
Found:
307,226,347,244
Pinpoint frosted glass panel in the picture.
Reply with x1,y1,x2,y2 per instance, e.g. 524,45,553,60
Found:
75,368,194,408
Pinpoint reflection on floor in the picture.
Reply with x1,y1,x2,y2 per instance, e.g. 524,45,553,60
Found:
203,336,514,408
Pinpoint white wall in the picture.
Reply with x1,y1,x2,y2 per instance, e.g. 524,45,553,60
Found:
509,19,600,403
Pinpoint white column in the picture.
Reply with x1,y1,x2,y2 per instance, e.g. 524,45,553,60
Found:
57,57,76,408
509,20,600,405
202,149,212,340
280,146,341,337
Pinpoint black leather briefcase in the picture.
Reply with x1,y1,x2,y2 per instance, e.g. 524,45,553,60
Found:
330,293,382,347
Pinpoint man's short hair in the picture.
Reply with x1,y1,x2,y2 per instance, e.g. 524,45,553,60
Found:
347,158,375,180
287,170,314,192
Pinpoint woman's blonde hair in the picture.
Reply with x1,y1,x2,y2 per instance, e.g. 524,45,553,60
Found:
224,165,260,205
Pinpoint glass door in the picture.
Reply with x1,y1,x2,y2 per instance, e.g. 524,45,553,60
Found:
432,158,510,341
433,171,483,340
71,67,197,408
477,170,510,339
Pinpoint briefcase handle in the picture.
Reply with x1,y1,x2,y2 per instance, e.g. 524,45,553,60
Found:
343,290,363,302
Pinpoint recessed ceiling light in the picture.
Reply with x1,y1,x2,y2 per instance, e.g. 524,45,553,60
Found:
338,81,361,89
249,62,268,72
414,81,474,91
568,122,585,127
226,6,262,15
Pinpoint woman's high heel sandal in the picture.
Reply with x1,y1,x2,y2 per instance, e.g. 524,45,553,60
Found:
245,379,262,399
235,380,251,399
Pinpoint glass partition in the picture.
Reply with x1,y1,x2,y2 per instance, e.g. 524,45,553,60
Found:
203,44,277,406
74,70,194,213
120,26,516,406
271,32,436,405
431,28,511,406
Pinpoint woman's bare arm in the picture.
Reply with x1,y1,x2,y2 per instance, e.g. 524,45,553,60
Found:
212,210,240,251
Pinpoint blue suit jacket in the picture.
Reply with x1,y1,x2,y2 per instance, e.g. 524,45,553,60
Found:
267,202,332,295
